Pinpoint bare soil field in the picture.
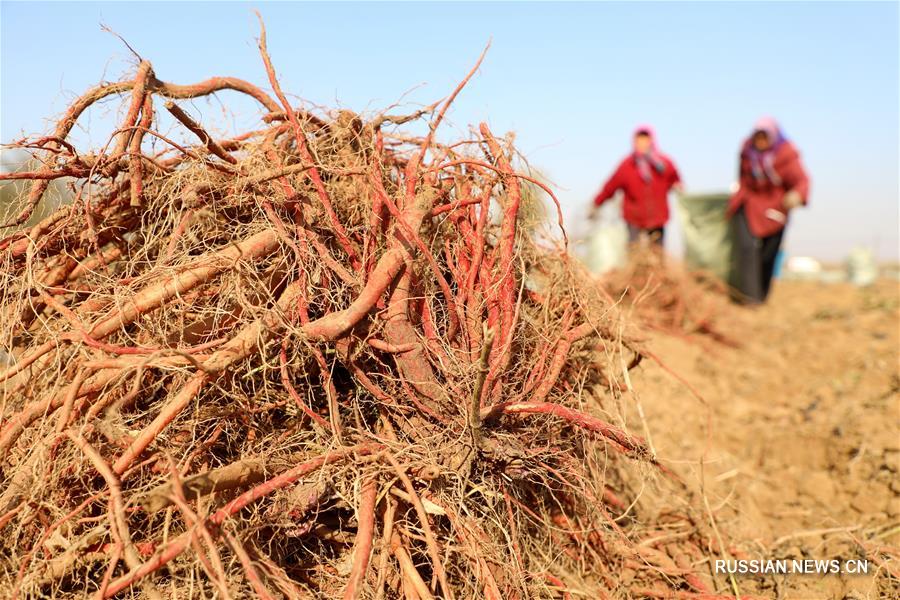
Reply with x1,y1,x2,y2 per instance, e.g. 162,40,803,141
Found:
632,279,899,599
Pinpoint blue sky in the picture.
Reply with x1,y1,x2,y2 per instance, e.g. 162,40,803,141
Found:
2,1,898,260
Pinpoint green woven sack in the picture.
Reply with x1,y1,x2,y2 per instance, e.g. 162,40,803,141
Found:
676,192,735,282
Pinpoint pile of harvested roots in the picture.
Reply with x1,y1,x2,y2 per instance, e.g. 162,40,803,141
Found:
602,247,739,347
1,24,744,600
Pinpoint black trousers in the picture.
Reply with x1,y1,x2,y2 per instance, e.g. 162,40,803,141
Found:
627,224,664,245
733,208,784,303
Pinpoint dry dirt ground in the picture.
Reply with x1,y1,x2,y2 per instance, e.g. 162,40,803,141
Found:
632,279,899,600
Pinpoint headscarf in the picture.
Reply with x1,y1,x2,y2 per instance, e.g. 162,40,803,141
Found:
747,116,786,186
633,125,667,183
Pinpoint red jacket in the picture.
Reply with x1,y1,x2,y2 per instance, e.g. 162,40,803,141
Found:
727,140,810,238
593,155,681,229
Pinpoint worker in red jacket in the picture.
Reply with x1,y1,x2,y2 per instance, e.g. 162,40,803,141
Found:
727,117,810,303
589,125,683,245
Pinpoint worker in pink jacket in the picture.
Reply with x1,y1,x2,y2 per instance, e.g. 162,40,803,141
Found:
728,117,810,303
590,125,683,245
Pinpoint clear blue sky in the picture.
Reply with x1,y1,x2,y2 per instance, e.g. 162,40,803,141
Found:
2,1,898,260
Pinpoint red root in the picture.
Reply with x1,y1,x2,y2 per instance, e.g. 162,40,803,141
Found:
481,401,654,460
342,477,379,600
103,444,380,597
